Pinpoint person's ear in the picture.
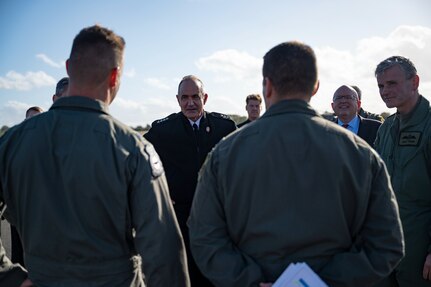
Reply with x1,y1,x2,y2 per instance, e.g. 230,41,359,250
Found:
203,93,208,105
311,80,320,97
66,59,70,74
109,67,120,88
264,77,273,99
412,75,420,91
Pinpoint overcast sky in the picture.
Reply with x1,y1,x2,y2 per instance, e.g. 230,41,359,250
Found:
1,0,430,127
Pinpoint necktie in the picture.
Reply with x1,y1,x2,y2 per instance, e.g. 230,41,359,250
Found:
192,123,200,154
192,123,199,136
342,124,349,129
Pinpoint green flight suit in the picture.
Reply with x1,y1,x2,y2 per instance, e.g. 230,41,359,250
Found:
189,99,404,287
374,96,431,286
0,96,190,287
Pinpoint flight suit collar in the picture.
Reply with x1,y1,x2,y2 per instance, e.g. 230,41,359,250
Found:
398,95,429,130
50,95,110,115
261,99,319,119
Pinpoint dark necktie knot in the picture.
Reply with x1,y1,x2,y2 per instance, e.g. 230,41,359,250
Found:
342,124,349,129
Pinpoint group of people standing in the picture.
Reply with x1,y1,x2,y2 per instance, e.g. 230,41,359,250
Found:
0,24,430,287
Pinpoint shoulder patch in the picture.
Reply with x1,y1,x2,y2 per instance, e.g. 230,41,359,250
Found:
144,144,164,178
210,112,232,121
153,113,177,125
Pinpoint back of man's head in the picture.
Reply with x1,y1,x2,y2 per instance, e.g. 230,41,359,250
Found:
53,77,69,102
68,25,125,88
263,41,317,97
25,106,43,119
350,85,362,101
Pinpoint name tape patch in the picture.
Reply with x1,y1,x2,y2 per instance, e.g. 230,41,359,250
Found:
399,131,421,146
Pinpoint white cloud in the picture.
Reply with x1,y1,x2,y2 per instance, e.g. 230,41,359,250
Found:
2,25,430,127
36,54,65,68
196,49,262,83
312,25,431,114
193,25,431,117
110,96,178,127
143,77,171,90
0,71,56,91
0,101,49,126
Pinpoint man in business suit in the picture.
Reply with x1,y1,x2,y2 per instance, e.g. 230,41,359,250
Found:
144,75,236,286
331,85,382,146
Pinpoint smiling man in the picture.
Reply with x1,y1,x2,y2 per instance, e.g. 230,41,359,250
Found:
144,75,236,286
374,56,431,287
331,85,381,146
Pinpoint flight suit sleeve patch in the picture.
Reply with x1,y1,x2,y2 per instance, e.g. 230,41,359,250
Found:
144,144,164,178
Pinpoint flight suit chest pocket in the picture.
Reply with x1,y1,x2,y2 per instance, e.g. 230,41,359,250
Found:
396,133,431,202
397,131,423,168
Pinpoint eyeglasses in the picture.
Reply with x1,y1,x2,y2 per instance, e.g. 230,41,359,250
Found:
333,95,357,101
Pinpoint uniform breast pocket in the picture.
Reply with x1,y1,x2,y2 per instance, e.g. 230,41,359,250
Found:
400,147,431,202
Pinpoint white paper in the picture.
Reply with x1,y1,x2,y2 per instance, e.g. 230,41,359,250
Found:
272,262,328,287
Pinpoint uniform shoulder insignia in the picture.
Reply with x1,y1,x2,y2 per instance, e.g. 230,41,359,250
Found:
153,113,178,125
210,112,232,121
144,144,164,178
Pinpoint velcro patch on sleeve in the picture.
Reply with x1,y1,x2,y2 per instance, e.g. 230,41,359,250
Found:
144,144,164,177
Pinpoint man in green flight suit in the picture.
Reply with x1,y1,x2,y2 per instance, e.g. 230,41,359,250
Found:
0,25,189,287
188,41,404,287
374,56,431,287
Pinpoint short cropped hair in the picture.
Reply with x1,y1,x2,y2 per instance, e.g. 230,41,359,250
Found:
350,85,362,101
246,94,262,104
263,41,317,96
375,56,417,79
178,75,205,95
68,25,125,86
25,106,43,118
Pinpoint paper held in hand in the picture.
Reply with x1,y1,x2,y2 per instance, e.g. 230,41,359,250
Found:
272,262,328,287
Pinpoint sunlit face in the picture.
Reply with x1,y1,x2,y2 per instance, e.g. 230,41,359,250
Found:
246,99,262,121
377,65,417,113
331,86,360,121
177,79,207,121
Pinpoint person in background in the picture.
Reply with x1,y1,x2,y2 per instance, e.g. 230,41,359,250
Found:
237,93,262,128
331,85,382,146
351,85,384,122
25,107,43,119
52,77,69,102
189,41,404,287
0,25,189,287
374,56,431,287
8,106,46,268
144,75,236,286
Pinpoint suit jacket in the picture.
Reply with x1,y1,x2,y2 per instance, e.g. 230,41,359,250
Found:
144,111,236,208
334,115,382,147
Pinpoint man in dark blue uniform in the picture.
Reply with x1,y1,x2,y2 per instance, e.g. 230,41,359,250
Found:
144,75,236,286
